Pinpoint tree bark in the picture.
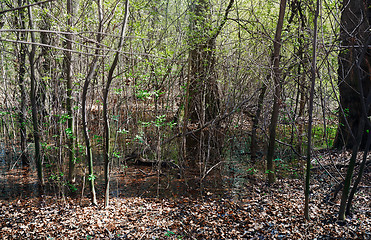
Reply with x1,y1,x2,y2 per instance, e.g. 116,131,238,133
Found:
28,1,44,186
185,0,234,167
304,0,319,221
334,0,371,150
16,0,29,167
81,0,104,206
36,0,49,123
338,32,371,219
103,0,129,208
65,0,76,184
266,0,287,185
251,81,267,161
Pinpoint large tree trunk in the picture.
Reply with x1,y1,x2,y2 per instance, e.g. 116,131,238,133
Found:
334,0,371,149
186,37,220,167
185,0,233,168
336,0,371,221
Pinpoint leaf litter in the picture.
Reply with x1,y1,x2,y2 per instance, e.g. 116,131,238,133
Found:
0,152,370,239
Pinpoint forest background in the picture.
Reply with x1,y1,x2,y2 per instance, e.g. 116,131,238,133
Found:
0,0,370,238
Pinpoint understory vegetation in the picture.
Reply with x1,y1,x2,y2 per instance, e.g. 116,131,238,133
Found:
0,0,370,238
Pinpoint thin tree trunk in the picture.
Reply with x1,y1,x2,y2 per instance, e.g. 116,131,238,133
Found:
82,62,98,205
103,0,129,208
266,0,287,185
338,36,371,219
251,81,267,161
345,56,371,215
81,0,104,206
16,0,29,167
291,2,308,152
295,37,309,154
36,0,49,123
338,117,364,220
296,80,307,154
66,0,76,184
27,1,44,186
82,64,98,206
346,129,371,216
304,0,319,220
36,0,51,177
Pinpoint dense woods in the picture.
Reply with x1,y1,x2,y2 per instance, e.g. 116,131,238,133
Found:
0,0,370,238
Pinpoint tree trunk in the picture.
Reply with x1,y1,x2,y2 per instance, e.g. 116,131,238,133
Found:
294,16,309,154
334,0,371,150
338,35,371,219
36,0,51,177
346,128,371,216
16,0,29,167
103,0,129,208
36,0,49,123
338,116,364,220
296,77,307,154
304,0,319,220
81,0,104,206
28,1,44,186
335,0,371,220
251,81,267,161
185,0,234,167
65,0,76,184
266,0,287,185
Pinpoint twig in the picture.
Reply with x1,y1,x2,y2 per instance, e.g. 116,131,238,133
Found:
0,0,57,15
161,96,255,146
201,161,225,181
104,227,114,239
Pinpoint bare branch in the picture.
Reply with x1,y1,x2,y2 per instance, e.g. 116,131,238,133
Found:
0,0,57,15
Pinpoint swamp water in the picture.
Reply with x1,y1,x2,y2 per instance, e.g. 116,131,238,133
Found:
0,140,255,201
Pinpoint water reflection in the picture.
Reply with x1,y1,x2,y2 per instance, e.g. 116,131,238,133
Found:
0,141,252,202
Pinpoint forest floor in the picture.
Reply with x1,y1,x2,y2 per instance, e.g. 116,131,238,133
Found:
0,150,370,239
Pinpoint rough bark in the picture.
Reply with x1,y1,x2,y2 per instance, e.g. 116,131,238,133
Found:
338,32,371,220
334,0,371,150
185,0,234,167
